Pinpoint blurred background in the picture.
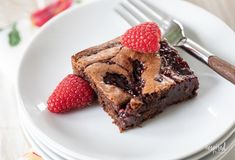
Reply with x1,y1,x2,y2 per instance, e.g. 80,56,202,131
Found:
0,0,235,31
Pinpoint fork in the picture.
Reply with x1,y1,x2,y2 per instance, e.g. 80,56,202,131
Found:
115,0,235,84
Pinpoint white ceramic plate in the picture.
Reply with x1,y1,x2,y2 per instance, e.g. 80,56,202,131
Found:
20,109,76,160
20,112,65,160
17,0,235,159
18,94,235,160
20,113,53,160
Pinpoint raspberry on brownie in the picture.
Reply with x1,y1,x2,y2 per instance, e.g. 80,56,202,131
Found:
71,37,199,132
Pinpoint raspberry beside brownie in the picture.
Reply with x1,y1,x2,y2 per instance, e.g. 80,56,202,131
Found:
71,37,199,132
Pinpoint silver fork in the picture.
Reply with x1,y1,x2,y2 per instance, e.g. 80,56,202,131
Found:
115,0,235,84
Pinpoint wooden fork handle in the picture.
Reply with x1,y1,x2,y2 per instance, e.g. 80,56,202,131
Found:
177,38,235,85
208,56,235,84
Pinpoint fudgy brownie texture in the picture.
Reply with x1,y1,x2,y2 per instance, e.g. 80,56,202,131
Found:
71,37,199,132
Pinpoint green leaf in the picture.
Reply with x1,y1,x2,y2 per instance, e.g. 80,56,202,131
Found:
8,23,21,47
75,0,82,4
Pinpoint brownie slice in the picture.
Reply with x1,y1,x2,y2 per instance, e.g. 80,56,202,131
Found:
71,37,199,132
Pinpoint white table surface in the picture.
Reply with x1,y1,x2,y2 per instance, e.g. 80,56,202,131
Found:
0,0,235,160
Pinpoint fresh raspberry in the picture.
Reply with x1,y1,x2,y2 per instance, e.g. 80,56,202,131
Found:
31,0,73,27
47,74,94,113
121,22,161,53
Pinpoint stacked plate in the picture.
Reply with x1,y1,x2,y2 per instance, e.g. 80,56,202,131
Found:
16,0,235,159
18,101,235,160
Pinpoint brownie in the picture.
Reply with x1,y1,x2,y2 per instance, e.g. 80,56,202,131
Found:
71,37,199,132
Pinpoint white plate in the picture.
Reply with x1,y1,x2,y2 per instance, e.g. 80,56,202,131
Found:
18,95,235,160
20,112,65,160
20,113,54,160
200,127,235,160
16,0,235,159
20,109,76,160
20,106,80,160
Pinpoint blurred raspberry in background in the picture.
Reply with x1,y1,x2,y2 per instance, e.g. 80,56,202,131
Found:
31,0,74,27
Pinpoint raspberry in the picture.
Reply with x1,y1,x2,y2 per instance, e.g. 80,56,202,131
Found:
121,22,161,53
47,74,94,113
31,0,73,27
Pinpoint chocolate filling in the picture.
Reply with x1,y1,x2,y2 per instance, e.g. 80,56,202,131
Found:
103,60,145,97
104,73,131,92
159,41,192,76
132,60,143,82
131,60,144,96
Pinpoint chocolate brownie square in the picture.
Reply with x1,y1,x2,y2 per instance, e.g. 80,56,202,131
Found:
71,37,199,132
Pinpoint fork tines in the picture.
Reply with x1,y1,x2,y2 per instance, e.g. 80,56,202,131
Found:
115,0,170,30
